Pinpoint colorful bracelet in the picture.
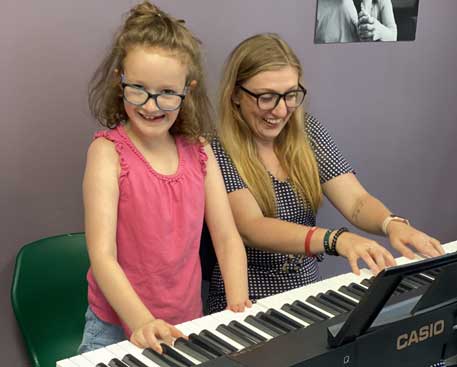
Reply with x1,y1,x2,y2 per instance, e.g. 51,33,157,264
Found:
330,227,349,255
323,229,333,255
304,226,318,257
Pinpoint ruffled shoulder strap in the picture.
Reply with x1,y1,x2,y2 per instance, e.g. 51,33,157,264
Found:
197,141,208,175
93,127,129,180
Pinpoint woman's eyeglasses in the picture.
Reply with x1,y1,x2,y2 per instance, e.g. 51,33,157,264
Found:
237,84,307,111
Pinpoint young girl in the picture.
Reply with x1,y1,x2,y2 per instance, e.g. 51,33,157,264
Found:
79,1,250,354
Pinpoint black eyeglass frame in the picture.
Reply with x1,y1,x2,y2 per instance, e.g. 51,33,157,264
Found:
120,74,188,111
237,83,307,111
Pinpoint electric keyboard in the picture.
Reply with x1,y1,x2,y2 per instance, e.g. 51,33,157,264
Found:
57,241,457,367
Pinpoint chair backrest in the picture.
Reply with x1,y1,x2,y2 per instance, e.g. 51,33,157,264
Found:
11,233,89,367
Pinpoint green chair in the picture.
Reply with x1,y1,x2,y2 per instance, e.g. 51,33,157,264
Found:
11,233,89,367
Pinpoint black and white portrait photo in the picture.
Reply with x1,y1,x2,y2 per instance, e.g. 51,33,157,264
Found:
314,0,420,44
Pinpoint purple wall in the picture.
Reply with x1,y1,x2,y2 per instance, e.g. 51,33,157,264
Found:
1,0,456,364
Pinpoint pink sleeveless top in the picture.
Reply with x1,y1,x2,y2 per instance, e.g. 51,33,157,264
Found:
87,125,207,335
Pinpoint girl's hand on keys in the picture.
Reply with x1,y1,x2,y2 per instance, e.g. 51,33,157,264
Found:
130,319,184,353
226,299,253,313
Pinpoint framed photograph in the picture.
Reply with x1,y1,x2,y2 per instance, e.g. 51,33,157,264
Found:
314,0,420,44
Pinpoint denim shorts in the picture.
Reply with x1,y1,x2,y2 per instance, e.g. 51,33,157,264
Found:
78,306,126,353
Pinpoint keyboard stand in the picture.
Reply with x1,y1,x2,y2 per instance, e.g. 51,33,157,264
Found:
327,251,457,367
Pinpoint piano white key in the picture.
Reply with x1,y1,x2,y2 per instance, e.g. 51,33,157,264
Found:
56,359,80,367
444,240,457,253
211,305,274,340
81,347,117,365
175,319,204,335
68,354,96,367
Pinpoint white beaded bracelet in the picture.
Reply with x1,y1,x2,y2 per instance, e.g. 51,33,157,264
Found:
382,214,410,235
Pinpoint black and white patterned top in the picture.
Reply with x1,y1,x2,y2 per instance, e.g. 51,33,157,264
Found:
207,114,354,313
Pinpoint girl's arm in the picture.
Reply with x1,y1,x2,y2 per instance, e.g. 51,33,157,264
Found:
322,172,443,259
226,174,395,275
83,138,182,352
203,143,250,310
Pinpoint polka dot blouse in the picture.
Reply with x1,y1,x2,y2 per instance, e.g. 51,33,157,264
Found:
207,114,354,313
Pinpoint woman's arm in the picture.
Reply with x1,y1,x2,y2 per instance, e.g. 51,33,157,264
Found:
226,175,395,275
323,172,443,258
203,144,250,311
83,138,182,352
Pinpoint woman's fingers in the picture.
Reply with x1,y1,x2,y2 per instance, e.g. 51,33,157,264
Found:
347,254,361,276
391,238,415,260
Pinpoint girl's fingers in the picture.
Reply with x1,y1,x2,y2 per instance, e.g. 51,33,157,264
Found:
170,325,185,339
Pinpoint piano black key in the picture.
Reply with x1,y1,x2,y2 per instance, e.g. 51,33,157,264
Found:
423,269,440,278
338,285,363,301
394,283,408,293
306,296,341,316
173,338,211,363
161,344,195,366
216,324,256,347
398,280,414,291
325,290,358,309
257,311,296,333
194,333,231,355
244,315,284,337
122,354,149,367
229,320,267,343
412,273,433,284
108,359,129,367
317,293,352,312
348,282,368,296
315,293,349,313
292,300,329,321
189,334,225,357
281,304,315,325
360,278,373,288
96,364,109,367
403,277,424,289
266,309,303,329
200,330,238,353
143,347,186,367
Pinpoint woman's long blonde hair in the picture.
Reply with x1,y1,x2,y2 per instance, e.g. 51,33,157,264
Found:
218,33,322,216
88,1,212,141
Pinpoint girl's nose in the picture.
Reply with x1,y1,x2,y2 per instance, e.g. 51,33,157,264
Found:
142,96,160,112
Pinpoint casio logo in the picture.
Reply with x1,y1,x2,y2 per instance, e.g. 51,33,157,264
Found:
396,320,445,351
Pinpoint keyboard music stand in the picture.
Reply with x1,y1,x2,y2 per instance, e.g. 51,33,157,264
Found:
327,251,457,367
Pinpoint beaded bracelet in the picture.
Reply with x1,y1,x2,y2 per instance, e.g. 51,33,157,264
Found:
323,229,333,255
330,227,349,255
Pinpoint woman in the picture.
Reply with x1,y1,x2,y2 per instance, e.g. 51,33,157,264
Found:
207,33,443,313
